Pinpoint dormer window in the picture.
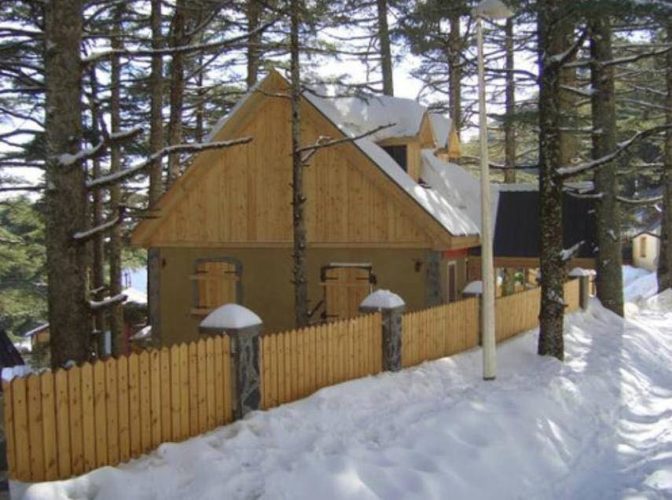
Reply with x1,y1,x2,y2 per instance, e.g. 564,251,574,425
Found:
382,145,407,172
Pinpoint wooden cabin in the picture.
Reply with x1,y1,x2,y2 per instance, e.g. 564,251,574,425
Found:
131,70,481,345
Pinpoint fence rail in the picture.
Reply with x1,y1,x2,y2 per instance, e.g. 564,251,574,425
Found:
4,279,583,483
3,336,233,482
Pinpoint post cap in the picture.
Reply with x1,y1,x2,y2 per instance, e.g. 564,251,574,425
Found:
199,303,262,331
359,289,405,311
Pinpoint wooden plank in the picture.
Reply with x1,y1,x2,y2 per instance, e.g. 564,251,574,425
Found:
12,377,30,481
205,338,216,430
150,350,162,448
27,375,44,481
81,363,96,472
139,351,151,452
179,344,190,438
117,356,130,463
188,342,199,436
104,360,119,467
212,337,224,424
67,368,83,475
197,340,207,433
284,331,293,402
297,328,305,398
40,373,58,481
3,381,16,480
128,354,141,457
170,345,182,439
93,362,108,468
160,348,172,443
277,333,286,405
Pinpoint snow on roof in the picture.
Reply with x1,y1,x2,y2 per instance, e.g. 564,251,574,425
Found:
328,94,427,141
304,93,480,236
23,323,49,338
132,325,152,341
428,113,452,148
420,150,497,233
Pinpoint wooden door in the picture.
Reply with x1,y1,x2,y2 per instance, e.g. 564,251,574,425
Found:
191,260,239,316
322,266,373,320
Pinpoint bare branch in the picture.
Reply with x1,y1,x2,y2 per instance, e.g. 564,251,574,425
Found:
617,195,663,205
87,137,253,190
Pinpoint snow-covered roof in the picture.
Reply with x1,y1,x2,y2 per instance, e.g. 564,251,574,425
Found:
304,93,480,236
428,114,452,148
327,94,427,142
23,323,49,338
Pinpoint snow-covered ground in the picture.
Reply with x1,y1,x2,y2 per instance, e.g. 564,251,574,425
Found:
15,269,672,499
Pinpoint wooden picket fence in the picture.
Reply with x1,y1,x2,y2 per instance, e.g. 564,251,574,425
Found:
3,279,582,483
3,336,233,482
261,313,382,409
401,298,480,368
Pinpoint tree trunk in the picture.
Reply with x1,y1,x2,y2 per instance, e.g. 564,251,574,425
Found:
148,0,164,205
166,0,186,186
246,0,261,89
537,0,566,361
503,17,516,184
500,17,516,296
590,18,624,317
448,14,461,137
290,0,309,328
45,0,90,367
377,0,394,96
147,0,164,345
88,70,105,355
658,20,672,292
109,5,125,356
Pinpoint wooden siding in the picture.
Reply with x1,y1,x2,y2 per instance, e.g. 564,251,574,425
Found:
138,94,444,248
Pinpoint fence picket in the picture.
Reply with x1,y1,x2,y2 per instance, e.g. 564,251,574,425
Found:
93,362,107,468
27,375,44,481
149,350,162,448
159,348,172,443
212,337,224,424
128,354,141,457
117,356,130,463
205,338,216,429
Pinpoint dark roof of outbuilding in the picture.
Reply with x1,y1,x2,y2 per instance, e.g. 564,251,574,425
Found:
471,190,598,259
0,329,25,371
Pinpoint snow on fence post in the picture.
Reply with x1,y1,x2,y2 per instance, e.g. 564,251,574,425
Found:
359,290,405,372
199,304,263,419
569,268,595,310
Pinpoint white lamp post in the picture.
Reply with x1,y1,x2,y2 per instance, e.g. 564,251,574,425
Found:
473,0,514,381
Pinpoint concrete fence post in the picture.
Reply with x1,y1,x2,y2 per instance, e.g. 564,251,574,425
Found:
569,268,595,310
359,290,405,372
200,304,263,419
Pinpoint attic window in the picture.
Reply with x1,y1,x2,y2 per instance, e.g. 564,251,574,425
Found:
382,145,407,172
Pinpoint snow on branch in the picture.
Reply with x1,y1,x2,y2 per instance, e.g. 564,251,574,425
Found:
558,124,672,179
617,195,663,205
89,293,127,311
87,137,253,190
84,19,277,63
72,208,124,243
297,123,396,164
560,241,584,262
546,28,588,69
56,126,143,167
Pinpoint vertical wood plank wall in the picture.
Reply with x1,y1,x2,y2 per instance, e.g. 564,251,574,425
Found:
3,336,233,483
3,280,581,483
260,313,382,409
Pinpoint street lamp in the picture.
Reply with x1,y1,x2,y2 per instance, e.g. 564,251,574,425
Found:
473,0,514,381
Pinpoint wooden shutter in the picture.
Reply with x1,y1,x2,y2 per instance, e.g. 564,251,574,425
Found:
322,266,373,321
191,261,239,316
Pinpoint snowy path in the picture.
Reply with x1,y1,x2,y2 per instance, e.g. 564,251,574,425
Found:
17,293,672,499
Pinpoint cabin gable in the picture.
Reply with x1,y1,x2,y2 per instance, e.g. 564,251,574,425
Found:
132,86,461,249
